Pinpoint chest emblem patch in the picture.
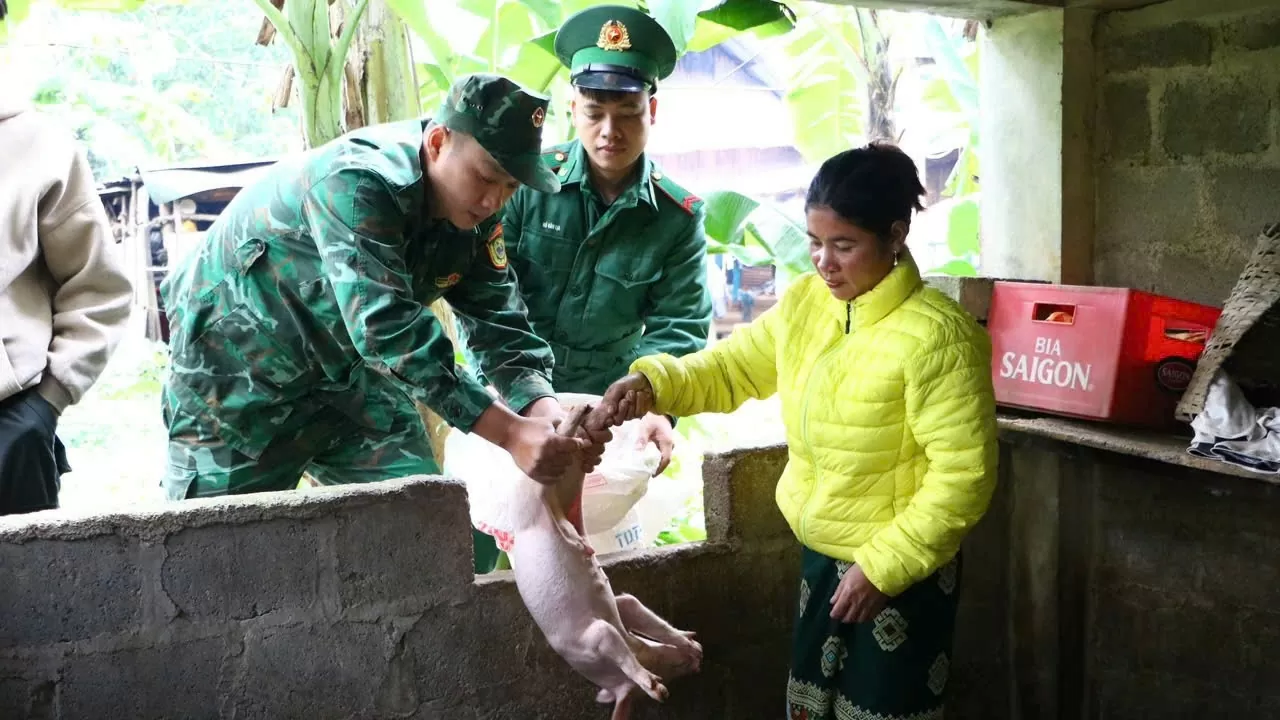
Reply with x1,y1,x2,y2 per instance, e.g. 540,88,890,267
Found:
435,273,461,289
487,223,508,270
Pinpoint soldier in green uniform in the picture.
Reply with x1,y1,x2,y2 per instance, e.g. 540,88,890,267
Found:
159,74,605,530
462,7,711,570
493,5,713,477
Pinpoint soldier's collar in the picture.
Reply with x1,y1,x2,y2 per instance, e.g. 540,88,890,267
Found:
561,142,657,210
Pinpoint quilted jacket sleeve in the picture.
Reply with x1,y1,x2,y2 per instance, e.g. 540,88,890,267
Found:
852,325,999,597
630,301,783,418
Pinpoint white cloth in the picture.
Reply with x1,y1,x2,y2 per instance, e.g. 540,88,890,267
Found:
1188,370,1280,474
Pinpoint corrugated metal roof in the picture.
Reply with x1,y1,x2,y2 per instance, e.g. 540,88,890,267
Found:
137,159,277,205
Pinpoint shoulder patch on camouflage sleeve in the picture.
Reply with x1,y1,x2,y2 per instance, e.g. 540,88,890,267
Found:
651,170,703,216
486,221,508,270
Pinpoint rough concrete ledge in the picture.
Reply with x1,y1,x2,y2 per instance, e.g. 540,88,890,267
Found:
997,412,1274,484
0,448,804,720
0,474,467,543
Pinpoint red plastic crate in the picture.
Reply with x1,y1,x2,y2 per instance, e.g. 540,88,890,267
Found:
988,282,1222,428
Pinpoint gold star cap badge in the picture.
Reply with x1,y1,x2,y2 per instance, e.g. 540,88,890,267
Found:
597,19,632,51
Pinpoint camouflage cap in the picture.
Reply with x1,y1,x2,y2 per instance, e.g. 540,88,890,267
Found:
433,73,560,193
554,5,677,93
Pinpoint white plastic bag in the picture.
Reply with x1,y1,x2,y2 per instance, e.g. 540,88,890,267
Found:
442,392,661,552
585,506,649,554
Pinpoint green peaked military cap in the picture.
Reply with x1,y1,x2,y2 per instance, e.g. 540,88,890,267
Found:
554,5,677,93
433,72,561,193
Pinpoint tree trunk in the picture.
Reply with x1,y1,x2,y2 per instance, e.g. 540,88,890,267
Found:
353,0,419,126
860,9,897,143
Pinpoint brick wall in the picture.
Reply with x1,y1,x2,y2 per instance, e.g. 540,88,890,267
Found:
1095,1,1280,306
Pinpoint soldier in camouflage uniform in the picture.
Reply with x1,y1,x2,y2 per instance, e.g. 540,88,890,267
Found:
483,5,713,477
159,74,604,508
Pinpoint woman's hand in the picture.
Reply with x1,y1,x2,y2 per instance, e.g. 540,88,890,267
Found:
829,564,889,624
599,373,655,425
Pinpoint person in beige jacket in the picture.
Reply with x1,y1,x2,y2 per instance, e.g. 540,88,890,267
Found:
0,97,133,515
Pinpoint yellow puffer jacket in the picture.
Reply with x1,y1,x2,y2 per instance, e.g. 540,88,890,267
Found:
632,253,998,596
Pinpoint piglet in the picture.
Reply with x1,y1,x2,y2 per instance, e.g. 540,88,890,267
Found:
508,404,703,719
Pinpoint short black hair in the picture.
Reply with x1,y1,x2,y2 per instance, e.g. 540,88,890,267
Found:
805,142,926,240
573,86,653,104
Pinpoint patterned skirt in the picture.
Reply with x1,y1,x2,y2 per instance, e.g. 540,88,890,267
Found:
786,547,961,720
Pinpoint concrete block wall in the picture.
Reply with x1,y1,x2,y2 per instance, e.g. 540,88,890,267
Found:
1095,0,1280,306
1088,452,1280,717
7,424,1279,719
977,425,1280,719
0,447,800,720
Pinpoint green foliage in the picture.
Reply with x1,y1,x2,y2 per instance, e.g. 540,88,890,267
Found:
918,17,982,276
924,195,980,277
4,0,302,180
945,196,980,256
399,0,795,144
654,502,706,545
777,5,865,164
701,189,812,294
1,0,150,42
775,5,896,163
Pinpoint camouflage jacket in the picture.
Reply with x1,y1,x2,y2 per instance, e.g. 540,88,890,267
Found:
160,119,554,459
500,140,712,395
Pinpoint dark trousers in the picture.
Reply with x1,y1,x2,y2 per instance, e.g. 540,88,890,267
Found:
786,547,961,720
0,388,71,516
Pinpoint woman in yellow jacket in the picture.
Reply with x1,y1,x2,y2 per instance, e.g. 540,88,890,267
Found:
601,143,998,720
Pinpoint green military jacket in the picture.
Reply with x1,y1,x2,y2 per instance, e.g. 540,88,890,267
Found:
500,139,713,395
160,119,554,460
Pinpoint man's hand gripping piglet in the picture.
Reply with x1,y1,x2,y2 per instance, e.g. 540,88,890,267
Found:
508,399,703,720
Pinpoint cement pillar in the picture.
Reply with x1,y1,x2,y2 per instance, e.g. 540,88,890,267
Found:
980,8,1098,284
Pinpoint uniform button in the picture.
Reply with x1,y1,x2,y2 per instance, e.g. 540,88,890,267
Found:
651,171,663,181
558,168,568,179
555,152,567,162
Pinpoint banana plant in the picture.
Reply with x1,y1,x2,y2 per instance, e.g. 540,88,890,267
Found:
775,3,900,164
701,189,812,296
247,0,370,148
391,0,796,143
